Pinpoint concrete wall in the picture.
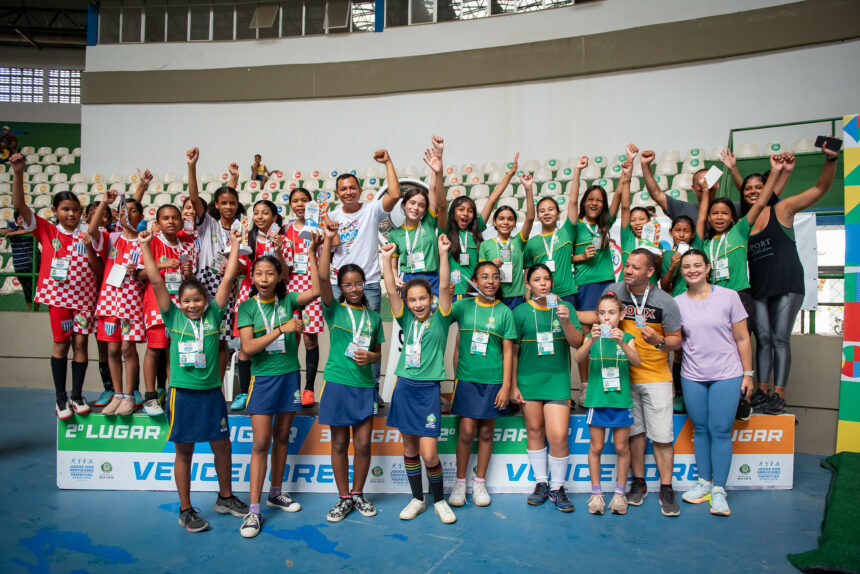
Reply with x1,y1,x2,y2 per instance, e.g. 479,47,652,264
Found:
0,46,84,125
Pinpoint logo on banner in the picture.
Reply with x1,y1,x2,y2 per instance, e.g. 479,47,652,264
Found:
101,462,113,473
756,460,781,482
739,464,750,475
69,457,95,480
389,464,407,486
371,466,383,477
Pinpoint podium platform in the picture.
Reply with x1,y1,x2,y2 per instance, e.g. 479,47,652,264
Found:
57,412,795,493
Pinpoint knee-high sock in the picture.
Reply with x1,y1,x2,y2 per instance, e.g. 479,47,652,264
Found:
426,461,444,503
71,361,87,400
98,361,112,391
527,448,548,484
156,351,167,390
51,357,68,400
237,360,252,394
305,347,319,392
548,455,569,491
404,455,424,500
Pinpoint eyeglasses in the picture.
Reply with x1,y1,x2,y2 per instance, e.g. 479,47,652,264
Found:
478,274,501,282
342,282,365,290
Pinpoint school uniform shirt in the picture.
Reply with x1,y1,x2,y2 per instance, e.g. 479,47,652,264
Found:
284,222,323,334
164,301,225,389
660,236,704,296
196,212,232,270
573,218,616,285
142,233,198,329
479,231,527,298
583,332,635,409
23,214,107,312
523,218,578,297
444,215,487,296
322,301,385,387
450,298,516,384
389,210,439,274
393,304,452,381
329,200,391,285
620,224,660,286
513,300,582,401
95,235,145,322
236,293,302,376
703,217,752,292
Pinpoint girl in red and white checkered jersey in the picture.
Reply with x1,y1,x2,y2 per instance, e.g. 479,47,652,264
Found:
9,153,110,419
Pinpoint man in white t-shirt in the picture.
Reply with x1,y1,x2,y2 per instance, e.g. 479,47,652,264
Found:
327,149,402,398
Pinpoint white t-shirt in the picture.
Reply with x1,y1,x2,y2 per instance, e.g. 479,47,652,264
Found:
329,200,390,284
196,212,231,268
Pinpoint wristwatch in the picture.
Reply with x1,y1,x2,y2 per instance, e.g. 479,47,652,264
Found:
655,338,666,350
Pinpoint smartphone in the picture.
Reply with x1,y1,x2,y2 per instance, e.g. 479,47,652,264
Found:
814,135,843,153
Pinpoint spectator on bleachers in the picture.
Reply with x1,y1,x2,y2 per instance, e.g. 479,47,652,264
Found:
0,141,11,164
1,126,18,151
251,154,273,187
0,211,41,311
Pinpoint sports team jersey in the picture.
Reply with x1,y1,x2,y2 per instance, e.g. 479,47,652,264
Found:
142,232,198,329
236,293,302,376
95,234,145,321
24,214,107,312
479,232,527,298
620,224,661,286
389,210,439,274
583,331,635,409
284,221,324,334
164,301,225,390
523,218,578,297
704,217,752,292
450,297,516,384
513,300,581,401
393,304,452,381
322,301,385,388
235,232,288,309
444,215,486,296
572,217,616,285
661,236,703,296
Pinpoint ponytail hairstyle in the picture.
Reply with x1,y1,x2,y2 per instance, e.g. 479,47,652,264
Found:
471,260,504,302
446,196,483,263
335,263,369,307
247,199,283,255
177,278,209,302
53,191,81,210
493,205,518,224
248,255,287,300
207,186,246,220
596,292,624,314
704,197,739,240
577,185,611,249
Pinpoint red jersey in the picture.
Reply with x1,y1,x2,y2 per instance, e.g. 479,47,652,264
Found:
95,234,145,321
142,232,199,329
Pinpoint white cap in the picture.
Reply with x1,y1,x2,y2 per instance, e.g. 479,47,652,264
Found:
1,126,9,130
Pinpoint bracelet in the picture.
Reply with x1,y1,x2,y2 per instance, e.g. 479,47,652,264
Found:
826,156,838,163
743,370,754,376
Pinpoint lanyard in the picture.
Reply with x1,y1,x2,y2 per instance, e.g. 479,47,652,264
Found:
183,316,205,345
472,299,496,335
404,224,423,257
709,233,728,265
255,296,279,333
459,230,470,252
532,301,554,334
598,337,619,371
581,219,599,237
630,284,650,318
540,231,557,261
495,237,511,259
408,314,431,347
346,304,367,343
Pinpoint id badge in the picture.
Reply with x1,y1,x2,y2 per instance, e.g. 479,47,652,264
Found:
451,269,461,284
716,267,730,280
179,353,197,367
634,314,647,329
536,332,554,356
715,257,729,270
641,222,657,244
266,335,285,354
178,340,199,354
676,242,690,255
294,253,308,274
165,271,181,294
459,253,470,266
210,252,227,275
546,259,556,272
591,236,602,249
602,367,621,391
410,252,426,272
546,294,558,308
500,248,510,258
405,343,421,368
106,263,127,288
470,331,489,356
600,323,612,338
50,257,71,282
500,261,512,283
194,353,207,369
354,334,371,350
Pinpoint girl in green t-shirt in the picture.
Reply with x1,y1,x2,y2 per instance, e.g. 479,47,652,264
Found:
381,234,457,524
140,227,250,534
510,263,583,512
235,232,322,539
574,293,640,517
618,152,661,286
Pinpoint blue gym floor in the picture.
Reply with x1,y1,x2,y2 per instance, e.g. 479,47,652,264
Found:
1,388,827,574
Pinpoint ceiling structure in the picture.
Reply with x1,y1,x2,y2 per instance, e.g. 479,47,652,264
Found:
0,1,89,50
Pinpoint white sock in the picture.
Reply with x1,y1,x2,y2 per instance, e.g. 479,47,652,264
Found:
527,448,548,484
548,455,569,490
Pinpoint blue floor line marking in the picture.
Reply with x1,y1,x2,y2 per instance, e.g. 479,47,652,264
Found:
265,523,350,559
385,533,408,541
14,529,135,574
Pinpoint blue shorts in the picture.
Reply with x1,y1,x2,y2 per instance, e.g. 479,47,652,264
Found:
246,371,302,415
318,380,376,427
573,280,614,312
451,379,508,419
403,271,440,297
387,377,442,437
586,406,634,428
503,296,524,310
167,386,230,444
560,294,578,309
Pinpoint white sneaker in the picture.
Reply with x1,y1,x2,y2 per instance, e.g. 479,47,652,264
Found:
434,500,457,524
239,513,262,538
472,480,491,507
449,481,467,507
143,399,164,416
682,478,713,504
399,498,427,520
55,399,72,420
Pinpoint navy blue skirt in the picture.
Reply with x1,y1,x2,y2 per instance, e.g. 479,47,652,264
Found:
318,380,376,427
450,379,508,419
387,376,442,437
246,371,302,415
167,386,230,444
586,406,634,428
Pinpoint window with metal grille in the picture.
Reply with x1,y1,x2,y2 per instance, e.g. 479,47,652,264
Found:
47,70,81,104
0,68,44,103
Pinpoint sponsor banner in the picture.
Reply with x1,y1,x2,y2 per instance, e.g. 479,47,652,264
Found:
58,413,794,492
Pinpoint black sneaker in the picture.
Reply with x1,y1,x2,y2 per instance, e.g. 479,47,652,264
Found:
759,393,785,415
527,482,550,506
736,398,752,421
375,390,385,409
179,507,210,532
659,486,681,517
626,478,647,506
351,493,377,517
213,494,249,517
327,497,355,522
549,486,575,513
750,389,769,409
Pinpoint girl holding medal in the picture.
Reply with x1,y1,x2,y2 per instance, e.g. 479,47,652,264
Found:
381,234,457,524
139,227,250,533
318,224,386,523
574,293,640,516
510,263,583,511
618,146,661,285
10,153,106,419
448,260,516,508
236,233,322,538
479,172,535,309
230,199,288,411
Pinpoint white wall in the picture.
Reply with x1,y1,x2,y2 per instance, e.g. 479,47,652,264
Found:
81,40,860,177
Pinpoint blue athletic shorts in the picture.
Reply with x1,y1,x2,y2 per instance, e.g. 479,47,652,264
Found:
167,386,230,444
503,296,525,310
318,380,376,427
451,379,508,419
246,371,302,415
403,271,440,297
586,406,634,428
573,280,614,312
387,376,442,437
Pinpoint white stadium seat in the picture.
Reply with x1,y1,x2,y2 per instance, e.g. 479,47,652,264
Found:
446,186,467,200
672,173,693,189
481,162,500,175
162,172,178,184
486,170,505,185
685,148,706,161
523,160,541,172
90,173,104,183
167,182,184,193
71,183,88,195
592,178,614,194
540,181,562,196
792,139,816,153
70,173,86,183
37,146,52,155
27,164,42,174
243,180,261,192
656,161,679,176
659,150,681,163
766,141,787,155
59,154,75,165
533,168,553,183
681,157,705,174
555,166,574,182
55,147,69,156
470,184,490,199
72,147,82,156
445,174,463,186
41,154,58,165
238,192,254,205
581,164,602,180
52,183,70,194
199,172,215,183
20,146,35,155
402,166,419,179
31,173,48,183
361,189,378,203
50,173,68,183
709,146,728,160
736,143,760,158
107,173,123,184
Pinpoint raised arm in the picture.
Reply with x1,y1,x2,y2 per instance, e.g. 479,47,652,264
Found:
482,153,518,223
619,158,634,228
186,147,205,218
9,154,33,224
139,230,172,314
695,177,710,240
640,150,668,213
777,147,838,220
88,189,116,237
381,243,403,316
429,136,447,230
317,222,337,306
568,155,588,223
437,234,452,314
520,173,535,238
745,156,783,225
377,150,401,212
720,149,744,192
214,229,243,310
227,162,239,190
296,231,322,306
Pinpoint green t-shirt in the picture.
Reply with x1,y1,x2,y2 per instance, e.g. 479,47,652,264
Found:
445,215,487,296
523,218,578,297
394,305,452,381
236,293,302,376
163,301,226,390
620,224,661,286
322,300,385,388
660,236,704,296
479,232,528,298
389,210,439,274
513,300,582,401
573,218,616,285
450,298,516,384
704,216,752,291
583,331,635,409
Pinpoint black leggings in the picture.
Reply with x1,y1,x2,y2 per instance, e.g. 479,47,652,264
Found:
751,292,804,388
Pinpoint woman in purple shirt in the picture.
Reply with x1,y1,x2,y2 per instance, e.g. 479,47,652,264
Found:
674,249,753,517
